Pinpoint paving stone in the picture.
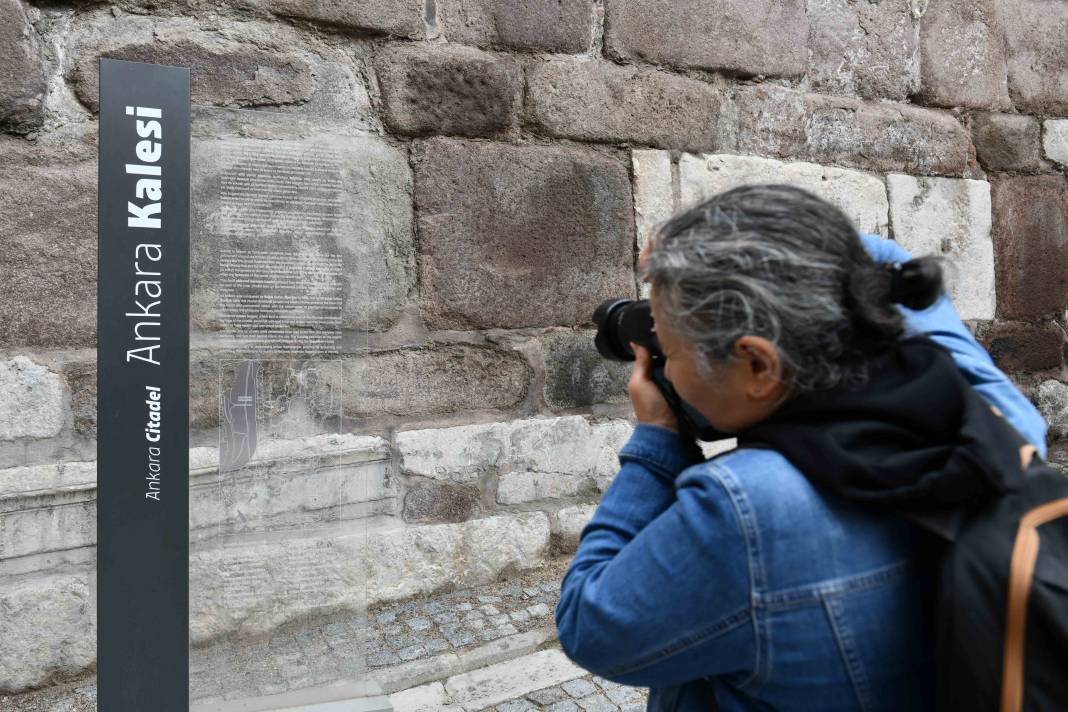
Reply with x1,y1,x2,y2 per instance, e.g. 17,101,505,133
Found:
0,0,46,130
343,343,531,418
478,595,502,604
991,176,1068,319
525,56,723,151
0,137,96,347
398,644,428,662
547,702,582,712
439,0,592,52
885,174,995,320
0,356,65,441
1044,120,1068,169
510,610,530,624
562,678,599,698
983,323,1065,373
916,0,1009,109
498,699,538,712
412,137,635,329
375,43,520,137
806,0,919,101
736,84,971,176
443,649,586,710
1035,380,1068,440
1001,0,1068,114
528,686,569,705
971,113,1047,173
604,686,642,705
542,330,631,410
675,152,889,237
481,604,501,616
390,680,456,712
526,603,551,618
604,0,807,77
577,694,617,712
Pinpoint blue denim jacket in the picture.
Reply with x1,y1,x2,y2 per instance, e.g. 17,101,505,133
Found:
556,234,1049,711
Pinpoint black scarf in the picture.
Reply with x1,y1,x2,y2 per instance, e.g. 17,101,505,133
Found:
735,336,1029,540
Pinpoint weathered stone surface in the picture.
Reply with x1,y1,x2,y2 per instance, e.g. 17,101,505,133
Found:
0,0,46,130
971,113,1046,173
396,416,632,486
0,573,95,693
632,149,674,254
68,13,316,113
916,0,1009,109
190,131,414,334
1,680,96,711
736,85,972,176
807,0,919,100
374,44,520,138
412,138,635,329
677,153,889,236
991,176,1068,319
443,649,584,710
496,471,595,505
63,361,96,438
0,137,96,347
1000,0,1068,115
0,357,64,441
524,57,722,151
604,0,807,77
403,483,481,524
552,504,596,551
983,323,1065,373
1036,379,1068,440
344,344,531,418
190,512,550,644
886,174,995,320
439,0,592,52
542,330,630,410
250,0,425,37
1044,120,1068,168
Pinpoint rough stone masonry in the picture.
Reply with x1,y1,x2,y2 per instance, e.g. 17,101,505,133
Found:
1,0,1067,707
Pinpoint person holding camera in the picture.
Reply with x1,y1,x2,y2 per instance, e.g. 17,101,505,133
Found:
554,185,1049,711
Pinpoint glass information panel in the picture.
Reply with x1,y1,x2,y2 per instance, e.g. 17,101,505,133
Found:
188,106,385,711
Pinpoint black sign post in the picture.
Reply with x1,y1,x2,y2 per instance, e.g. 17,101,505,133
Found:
97,58,190,711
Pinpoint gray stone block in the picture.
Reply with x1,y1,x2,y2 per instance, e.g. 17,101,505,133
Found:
917,0,1009,110
971,112,1047,173
1001,0,1068,115
250,0,426,37
439,0,592,52
542,330,630,410
374,43,521,137
524,56,724,152
412,137,635,329
0,137,96,347
0,0,46,130
604,0,807,77
403,483,481,524
0,357,65,441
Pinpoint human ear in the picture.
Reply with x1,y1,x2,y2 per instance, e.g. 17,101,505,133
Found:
732,336,783,399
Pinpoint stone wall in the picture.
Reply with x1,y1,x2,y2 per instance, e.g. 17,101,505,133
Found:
2,0,1067,702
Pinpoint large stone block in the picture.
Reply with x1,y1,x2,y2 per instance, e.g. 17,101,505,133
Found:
806,0,919,101
542,330,630,410
374,44,520,138
1001,0,1068,115
395,416,632,486
438,0,592,52
0,357,64,441
0,137,96,347
632,149,674,254
68,12,317,113
971,113,1047,173
886,175,995,320
991,176,1068,319
0,0,46,130
412,138,635,329
916,0,1009,109
677,153,889,236
496,470,595,505
1036,379,1068,440
736,85,972,176
190,131,414,335
524,57,723,152
0,572,95,693
249,0,426,37
343,343,531,418
1044,119,1068,168
983,323,1065,373
552,504,596,551
604,0,807,77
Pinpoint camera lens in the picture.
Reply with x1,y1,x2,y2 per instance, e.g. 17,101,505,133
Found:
592,299,661,362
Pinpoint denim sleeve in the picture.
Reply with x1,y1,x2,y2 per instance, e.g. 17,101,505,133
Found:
859,233,1049,457
555,423,755,686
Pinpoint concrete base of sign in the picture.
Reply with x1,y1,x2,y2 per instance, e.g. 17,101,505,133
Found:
190,680,392,712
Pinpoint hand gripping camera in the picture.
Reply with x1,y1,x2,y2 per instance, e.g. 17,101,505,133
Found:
592,298,730,443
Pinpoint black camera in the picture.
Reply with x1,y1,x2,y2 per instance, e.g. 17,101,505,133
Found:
592,299,729,443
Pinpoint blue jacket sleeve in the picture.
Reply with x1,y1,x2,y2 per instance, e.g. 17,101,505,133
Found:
555,424,755,686
859,233,1049,457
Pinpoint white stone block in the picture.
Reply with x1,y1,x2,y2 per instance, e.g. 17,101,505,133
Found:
0,356,64,441
632,149,674,252
1043,119,1068,167
886,174,995,320
677,153,890,236
553,504,597,550
443,648,586,710
496,471,592,504
1036,379,1068,440
390,681,461,712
